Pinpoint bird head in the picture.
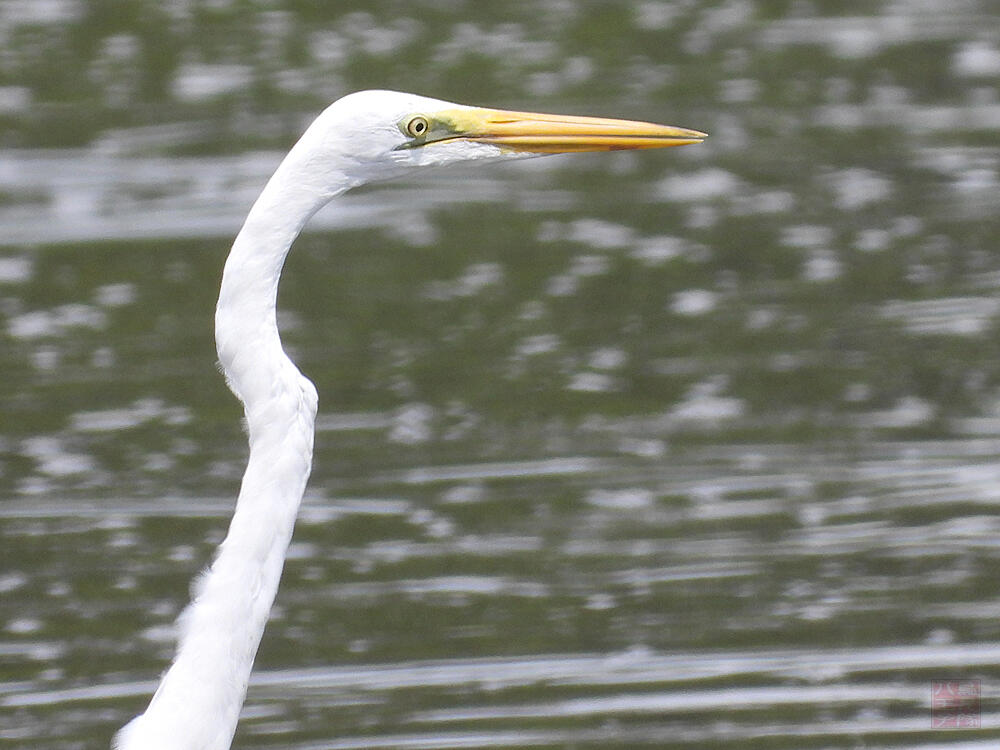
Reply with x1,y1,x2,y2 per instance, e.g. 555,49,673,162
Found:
292,89,706,191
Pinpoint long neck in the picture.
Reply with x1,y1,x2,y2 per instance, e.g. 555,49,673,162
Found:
115,146,338,750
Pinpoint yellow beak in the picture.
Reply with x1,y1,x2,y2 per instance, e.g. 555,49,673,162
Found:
431,106,707,153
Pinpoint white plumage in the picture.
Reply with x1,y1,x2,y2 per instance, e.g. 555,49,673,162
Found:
115,90,704,750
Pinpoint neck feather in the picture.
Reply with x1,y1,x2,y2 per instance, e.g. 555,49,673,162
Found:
115,145,336,750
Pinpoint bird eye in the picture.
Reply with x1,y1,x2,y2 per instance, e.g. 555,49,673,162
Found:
405,115,429,138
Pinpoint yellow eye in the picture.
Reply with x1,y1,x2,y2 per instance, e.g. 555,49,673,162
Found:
405,115,429,138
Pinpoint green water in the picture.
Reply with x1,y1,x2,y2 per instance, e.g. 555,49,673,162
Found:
2,1,1000,747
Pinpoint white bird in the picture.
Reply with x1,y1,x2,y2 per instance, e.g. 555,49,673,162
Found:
113,89,704,750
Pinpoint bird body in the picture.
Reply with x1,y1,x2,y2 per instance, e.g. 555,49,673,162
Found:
115,90,704,749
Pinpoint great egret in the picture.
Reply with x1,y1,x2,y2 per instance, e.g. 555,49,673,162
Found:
114,90,705,750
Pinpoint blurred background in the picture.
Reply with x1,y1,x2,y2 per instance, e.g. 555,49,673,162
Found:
2,0,1000,747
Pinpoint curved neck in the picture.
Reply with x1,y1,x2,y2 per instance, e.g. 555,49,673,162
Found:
115,147,336,750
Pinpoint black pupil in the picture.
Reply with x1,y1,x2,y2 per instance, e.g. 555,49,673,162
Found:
413,120,425,134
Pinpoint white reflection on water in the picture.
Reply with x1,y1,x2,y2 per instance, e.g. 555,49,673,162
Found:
881,298,1000,337
0,149,570,247
5,643,1000,746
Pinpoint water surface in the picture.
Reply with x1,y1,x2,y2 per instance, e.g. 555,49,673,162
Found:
2,1,999,747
